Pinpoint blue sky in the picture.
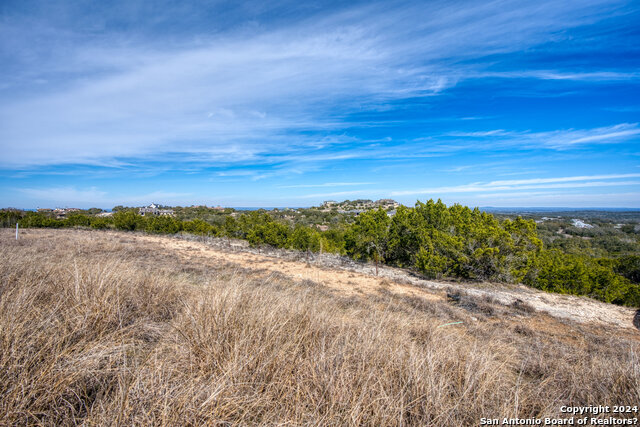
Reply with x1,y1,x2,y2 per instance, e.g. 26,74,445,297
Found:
1,0,639,209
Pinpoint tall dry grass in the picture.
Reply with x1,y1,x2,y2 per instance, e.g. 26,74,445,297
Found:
1,229,638,426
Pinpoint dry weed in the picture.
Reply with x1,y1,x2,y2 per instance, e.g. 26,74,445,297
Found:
0,229,638,426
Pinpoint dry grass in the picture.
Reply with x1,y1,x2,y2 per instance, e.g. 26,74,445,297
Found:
1,229,639,426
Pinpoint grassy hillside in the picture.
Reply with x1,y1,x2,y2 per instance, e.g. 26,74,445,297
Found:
4,199,639,306
1,229,638,425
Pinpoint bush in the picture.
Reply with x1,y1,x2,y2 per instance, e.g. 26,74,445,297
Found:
523,250,633,304
183,219,217,236
113,211,142,231
415,248,448,279
90,217,110,230
65,213,91,227
615,255,640,283
0,210,21,227
145,216,182,234
247,222,291,248
289,225,321,252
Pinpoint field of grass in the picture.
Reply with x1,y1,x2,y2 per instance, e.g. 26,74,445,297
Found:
1,229,639,425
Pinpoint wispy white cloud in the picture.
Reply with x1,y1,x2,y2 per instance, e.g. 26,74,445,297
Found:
472,70,640,81
538,124,640,149
2,0,637,210
441,165,473,173
472,191,640,208
445,123,640,150
278,182,375,188
216,170,258,177
447,130,508,137
439,162,543,175
559,125,640,146
478,173,640,186
292,174,640,204
295,190,374,199
0,0,632,168
18,186,191,207
19,187,108,206
391,173,640,196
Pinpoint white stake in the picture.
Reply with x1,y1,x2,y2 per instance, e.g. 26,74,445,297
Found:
16,222,19,240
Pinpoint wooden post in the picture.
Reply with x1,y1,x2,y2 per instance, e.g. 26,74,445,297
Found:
15,222,19,240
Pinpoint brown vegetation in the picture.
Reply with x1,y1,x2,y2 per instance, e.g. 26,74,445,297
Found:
1,229,638,425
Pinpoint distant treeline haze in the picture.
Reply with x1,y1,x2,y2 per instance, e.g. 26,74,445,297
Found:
2,200,638,306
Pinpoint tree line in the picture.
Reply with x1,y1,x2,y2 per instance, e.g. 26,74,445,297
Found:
2,199,638,306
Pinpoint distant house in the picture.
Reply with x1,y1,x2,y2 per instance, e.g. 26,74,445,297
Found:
571,219,593,229
375,199,400,209
338,209,364,215
139,203,174,217
53,208,80,219
139,206,157,216
322,199,399,212
320,201,338,211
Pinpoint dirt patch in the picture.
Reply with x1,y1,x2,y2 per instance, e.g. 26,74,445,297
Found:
139,232,443,302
